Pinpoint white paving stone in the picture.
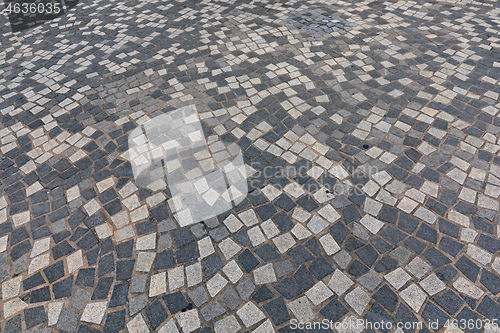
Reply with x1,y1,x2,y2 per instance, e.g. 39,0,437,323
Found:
127,314,150,333
219,238,242,260
400,284,426,312
287,296,315,322
236,302,266,328
176,309,201,333
207,273,228,297
359,214,384,234
150,272,167,297
306,281,334,305
384,268,411,290
81,301,108,324
328,270,354,296
453,277,484,299
214,315,241,333
223,260,244,284
420,273,446,295
253,263,277,285
344,287,370,315
169,265,185,291
272,233,296,253
319,233,340,255
405,257,432,278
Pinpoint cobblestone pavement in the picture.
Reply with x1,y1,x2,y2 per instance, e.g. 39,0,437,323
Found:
0,0,500,332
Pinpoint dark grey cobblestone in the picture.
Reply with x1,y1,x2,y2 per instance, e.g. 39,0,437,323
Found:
0,0,499,331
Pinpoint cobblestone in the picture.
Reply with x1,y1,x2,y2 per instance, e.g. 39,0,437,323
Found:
0,0,499,330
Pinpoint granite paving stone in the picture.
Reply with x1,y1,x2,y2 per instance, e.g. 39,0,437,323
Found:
0,0,499,330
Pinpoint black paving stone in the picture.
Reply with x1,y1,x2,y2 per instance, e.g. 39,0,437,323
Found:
308,255,334,280
263,297,291,326
24,306,47,329
455,256,480,282
253,285,275,303
438,218,460,239
274,194,296,212
91,277,114,300
398,214,419,234
373,284,398,312
371,237,393,254
238,249,260,273
146,299,169,330
273,211,293,231
438,237,464,257
320,299,349,323
0,222,13,236
102,310,126,333
100,238,114,256
52,276,73,299
76,231,98,250
296,196,319,212
109,282,129,308
395,304,419,333
379,206,399,224
381,226,406,245
416,224,438,244
116,260,135,281
83,212,105,229
98,253,115,277
364,303,395,333
176,243,198,263
434,290,464,315
472,216,494,234
11,239,32,261
154,251,174,270
255,244,281,262
294,265,315,290
477,234,500,253
68,210,86,229
345,237,365,251
342,205,361,223
10,227,29,246
356,244,378,267
404,237,427,254
436,266,457,282
274,278,303,299
423,248,452,268
305,237,321,255
30,286,51,303
455,307,481,333
349,259,370,276
480,269,500,295
422,302,450,330
135,220,156,235
163,292,190,314
75,268,95,287
173,228,194,248
116,239,134,258
86,248,99,265
330,222,350,244
288,245,314,265
254,204,279,225
5,315,22,333
23,272,46,291
43,260,65,283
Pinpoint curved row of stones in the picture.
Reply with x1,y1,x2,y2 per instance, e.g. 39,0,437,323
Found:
0,0,499,332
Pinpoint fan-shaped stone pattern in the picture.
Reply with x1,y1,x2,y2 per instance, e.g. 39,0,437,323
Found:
0,0,499,331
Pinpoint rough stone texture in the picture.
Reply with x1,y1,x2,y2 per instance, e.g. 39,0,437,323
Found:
0,0,499,331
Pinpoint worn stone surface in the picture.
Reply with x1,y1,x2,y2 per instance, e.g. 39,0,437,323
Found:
0,0,499,331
